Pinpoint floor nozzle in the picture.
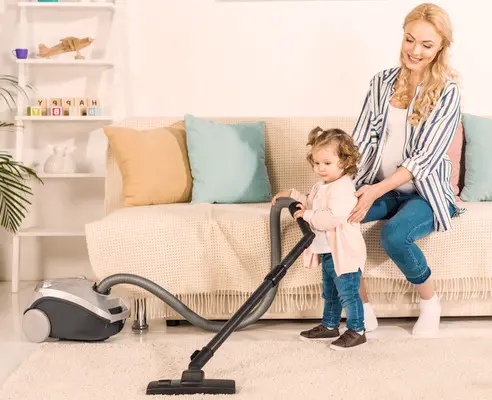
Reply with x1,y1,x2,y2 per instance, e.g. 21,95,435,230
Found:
146,369,235,395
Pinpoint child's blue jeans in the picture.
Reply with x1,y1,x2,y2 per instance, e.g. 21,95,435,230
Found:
320,253,365,332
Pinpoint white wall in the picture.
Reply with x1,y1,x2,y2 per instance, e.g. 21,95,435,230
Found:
0,0,491,283
127,0,492,117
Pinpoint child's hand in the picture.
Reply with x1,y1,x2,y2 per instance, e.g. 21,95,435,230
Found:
293,203,305,219
272,190,291,205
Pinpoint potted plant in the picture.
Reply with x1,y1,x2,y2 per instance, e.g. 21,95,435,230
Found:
0,75,42,233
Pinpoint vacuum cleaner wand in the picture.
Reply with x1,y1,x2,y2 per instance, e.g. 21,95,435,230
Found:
146,199,315,396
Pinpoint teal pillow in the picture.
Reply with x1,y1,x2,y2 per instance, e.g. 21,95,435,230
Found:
460,114,492,201
184,114,272,203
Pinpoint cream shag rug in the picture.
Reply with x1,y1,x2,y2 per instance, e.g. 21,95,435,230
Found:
1,337,492,400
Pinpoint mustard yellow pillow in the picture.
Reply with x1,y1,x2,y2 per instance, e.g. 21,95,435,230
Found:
104,121,192,206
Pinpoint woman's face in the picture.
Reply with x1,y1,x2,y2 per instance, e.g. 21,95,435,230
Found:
401,20,443,74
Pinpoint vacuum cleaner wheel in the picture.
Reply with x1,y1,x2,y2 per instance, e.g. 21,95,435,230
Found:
23,308,51,343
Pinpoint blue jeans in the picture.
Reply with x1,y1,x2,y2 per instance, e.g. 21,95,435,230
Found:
321,253,364,332
362,190,455,285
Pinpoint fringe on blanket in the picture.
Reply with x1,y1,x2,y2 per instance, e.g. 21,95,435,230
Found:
363,277,492,302
128,277,492,320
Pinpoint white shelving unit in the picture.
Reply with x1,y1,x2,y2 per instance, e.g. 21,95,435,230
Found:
16,59,114,67
16,116,114,121
18,1,116,10
37,172,106,178
11,0,124,293
17,228,86,237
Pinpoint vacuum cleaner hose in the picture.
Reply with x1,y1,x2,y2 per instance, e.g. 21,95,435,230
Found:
95,197,300,332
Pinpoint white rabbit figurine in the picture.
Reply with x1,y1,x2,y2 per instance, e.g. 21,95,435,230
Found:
44,144,77,174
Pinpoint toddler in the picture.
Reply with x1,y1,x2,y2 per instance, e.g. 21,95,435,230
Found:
272,127,367,350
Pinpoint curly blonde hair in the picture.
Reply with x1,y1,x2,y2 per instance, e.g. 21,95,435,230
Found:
393,3,458,126
306,127,361,177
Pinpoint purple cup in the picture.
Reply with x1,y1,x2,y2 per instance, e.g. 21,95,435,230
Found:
12,48,28,59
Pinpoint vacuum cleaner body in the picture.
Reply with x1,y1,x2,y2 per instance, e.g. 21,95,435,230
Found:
23,277,130,343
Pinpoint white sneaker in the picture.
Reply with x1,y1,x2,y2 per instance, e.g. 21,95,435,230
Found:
412,294,441,337
363,302,378,332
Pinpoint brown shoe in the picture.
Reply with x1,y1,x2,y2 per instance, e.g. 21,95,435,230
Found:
300,324,340,340
330,329,366,350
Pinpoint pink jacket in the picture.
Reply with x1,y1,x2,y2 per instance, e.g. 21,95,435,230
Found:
290,175,367,276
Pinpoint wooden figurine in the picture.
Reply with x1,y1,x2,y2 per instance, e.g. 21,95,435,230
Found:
38,37,94,60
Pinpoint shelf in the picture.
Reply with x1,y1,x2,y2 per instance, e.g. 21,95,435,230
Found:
10,0,124,294
38,173,106,178
17,228,85,237
16,116,113,121
17,2,115,11
16,59,114,67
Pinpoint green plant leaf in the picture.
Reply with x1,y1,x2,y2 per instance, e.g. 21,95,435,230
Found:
0,180,31,233
0,89,14,110
0,74,35,114
0,182,29,214
0,173,34,196
0,86,16,105
0,151,42,233
0,121,14,130
0,75,38,233
0,75,35,96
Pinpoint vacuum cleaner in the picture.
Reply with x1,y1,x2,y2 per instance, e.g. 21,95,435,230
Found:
22,198,314,395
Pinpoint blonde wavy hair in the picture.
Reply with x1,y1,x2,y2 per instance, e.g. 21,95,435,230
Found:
306,127,361,177
393,3,458,126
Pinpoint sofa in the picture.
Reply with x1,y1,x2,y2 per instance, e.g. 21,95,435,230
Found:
84,116,492,323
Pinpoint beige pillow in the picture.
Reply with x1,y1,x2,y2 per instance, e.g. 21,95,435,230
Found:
104,121,192,206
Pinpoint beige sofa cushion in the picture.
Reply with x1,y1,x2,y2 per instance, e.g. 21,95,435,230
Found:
103,121,192,206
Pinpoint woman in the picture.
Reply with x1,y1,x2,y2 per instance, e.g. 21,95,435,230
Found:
348,3,462,337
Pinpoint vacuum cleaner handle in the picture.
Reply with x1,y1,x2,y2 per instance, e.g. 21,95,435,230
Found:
287,200,314,238
146,197,317,395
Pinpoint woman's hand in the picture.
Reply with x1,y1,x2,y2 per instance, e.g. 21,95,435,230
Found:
272,190,291,205
348,184,381,223
293,203,305,219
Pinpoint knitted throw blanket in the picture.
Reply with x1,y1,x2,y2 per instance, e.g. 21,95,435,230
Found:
85,201,492,319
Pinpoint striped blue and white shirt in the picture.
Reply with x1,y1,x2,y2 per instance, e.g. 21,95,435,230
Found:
352,67,462,232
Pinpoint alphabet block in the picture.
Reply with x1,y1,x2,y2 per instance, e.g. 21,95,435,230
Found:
50,106,63,117
49,98,62,108
75,98,87,116
36,98,47,116
87,97,99,107
87,106,102,116
29,106,42,117
63,98,75,116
